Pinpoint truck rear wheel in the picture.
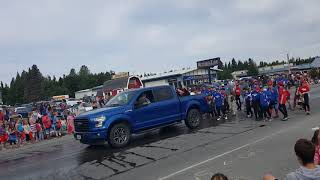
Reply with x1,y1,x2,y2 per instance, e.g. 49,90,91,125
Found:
185,109,201,129
108,123,131,148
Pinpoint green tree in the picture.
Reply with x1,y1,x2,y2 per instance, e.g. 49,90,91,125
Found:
247,58,259,76
24,65,43,102
231,58,237,71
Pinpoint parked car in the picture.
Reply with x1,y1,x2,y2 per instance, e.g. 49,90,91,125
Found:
73,85,210,148
70,102,93,116
15,107,31,118
66,98,81,107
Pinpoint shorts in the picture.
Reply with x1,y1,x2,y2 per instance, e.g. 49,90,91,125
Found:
8,140,16,145
270,102,279,109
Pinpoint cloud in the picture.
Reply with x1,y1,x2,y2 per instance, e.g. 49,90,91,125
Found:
0,0,319,84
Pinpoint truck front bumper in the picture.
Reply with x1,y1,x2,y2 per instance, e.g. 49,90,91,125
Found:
74,129,108,145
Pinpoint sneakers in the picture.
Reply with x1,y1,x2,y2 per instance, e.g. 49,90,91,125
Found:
282,117,289,121
224,116,228,120
217,116,221,121
306,111,311,115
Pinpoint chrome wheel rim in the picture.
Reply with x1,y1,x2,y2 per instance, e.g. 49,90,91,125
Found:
113,127,128,144
189,111,200,126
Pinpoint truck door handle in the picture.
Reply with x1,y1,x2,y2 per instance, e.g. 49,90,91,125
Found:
125,110,133,113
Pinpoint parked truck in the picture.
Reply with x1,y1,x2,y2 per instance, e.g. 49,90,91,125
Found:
73,85,209,148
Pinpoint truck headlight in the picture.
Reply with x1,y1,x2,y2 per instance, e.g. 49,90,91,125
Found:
93,116,106,128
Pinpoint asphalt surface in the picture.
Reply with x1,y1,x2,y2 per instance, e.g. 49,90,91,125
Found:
1,86,320,180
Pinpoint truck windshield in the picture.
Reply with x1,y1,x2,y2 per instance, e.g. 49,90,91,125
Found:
106,91,136,107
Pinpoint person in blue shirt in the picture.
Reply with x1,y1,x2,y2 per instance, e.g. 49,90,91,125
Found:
208,88,217,117
268,84,279,118
244,88,253,118
212,89,224,121
251,86,261,120
260,88,271,121
201,87,210,96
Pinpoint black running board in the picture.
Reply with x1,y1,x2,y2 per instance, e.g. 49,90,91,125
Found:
134,121,182,135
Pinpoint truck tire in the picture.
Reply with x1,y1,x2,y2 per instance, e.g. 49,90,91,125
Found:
185,109,201,129
108,123,131,148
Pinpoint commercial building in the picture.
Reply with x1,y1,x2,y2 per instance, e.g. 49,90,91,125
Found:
231,70,248,79
75,89,94,100
258,64,293,75
141,67,221,88
75,73,143,99
103,75,143,96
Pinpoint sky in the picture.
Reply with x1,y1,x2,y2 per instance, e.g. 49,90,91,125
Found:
0,0,320,84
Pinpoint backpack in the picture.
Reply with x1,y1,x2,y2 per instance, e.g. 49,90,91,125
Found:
42,116,51,129
17,124,24,133
36,123,42,132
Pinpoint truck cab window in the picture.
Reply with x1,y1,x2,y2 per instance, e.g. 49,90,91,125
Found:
153,87,174,102
136,90,154,107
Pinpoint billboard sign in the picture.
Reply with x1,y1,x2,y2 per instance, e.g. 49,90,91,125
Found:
197,57,221,69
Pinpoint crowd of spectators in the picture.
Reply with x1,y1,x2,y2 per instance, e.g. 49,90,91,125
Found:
0,104,75,150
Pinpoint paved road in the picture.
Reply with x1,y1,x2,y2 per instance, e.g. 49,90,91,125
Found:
1,86,320,180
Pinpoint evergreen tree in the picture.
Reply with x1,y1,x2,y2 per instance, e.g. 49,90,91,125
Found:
247,58,259,76
24,65,43,102
231,58,237,71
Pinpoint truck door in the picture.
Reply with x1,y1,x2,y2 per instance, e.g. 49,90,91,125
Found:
152,86,181,125
131,90,158,130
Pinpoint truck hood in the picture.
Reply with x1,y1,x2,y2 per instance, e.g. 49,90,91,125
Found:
76,106,126,119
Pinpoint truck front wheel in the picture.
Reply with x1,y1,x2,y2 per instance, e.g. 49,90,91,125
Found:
185,109,201,129
108,123,131,148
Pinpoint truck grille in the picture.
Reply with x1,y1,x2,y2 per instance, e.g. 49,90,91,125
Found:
74,118,89,132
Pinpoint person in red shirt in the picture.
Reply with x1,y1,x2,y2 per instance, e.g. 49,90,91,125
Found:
234,84,242,110
298,80,311,114
278,83,290,121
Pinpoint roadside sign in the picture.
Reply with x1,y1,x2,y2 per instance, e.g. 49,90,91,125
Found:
197,57,221,69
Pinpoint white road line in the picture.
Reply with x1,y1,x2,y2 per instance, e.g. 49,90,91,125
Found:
158,129,287,180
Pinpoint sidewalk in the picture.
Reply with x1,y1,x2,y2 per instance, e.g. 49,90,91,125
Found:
0,135,75,160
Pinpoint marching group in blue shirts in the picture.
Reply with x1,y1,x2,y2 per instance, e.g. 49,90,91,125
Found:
201,79,293,122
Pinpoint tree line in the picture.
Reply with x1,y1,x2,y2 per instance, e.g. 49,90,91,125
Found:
0,65,113,105
217,57,316,80
217,58,259,80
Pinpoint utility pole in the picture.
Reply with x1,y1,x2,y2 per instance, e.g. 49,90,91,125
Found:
287,53,291,75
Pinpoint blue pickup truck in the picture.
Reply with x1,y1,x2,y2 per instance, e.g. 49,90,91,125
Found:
74,85,209,148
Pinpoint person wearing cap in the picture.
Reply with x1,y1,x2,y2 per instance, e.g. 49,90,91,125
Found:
268,81,279,118
244,88,253,118
298,80,311,115
234,84,242,111
278,82,290,121
260,87,272,121
209,88,218,117
220,85,229,118
212,88,224,121
251,86,261,120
